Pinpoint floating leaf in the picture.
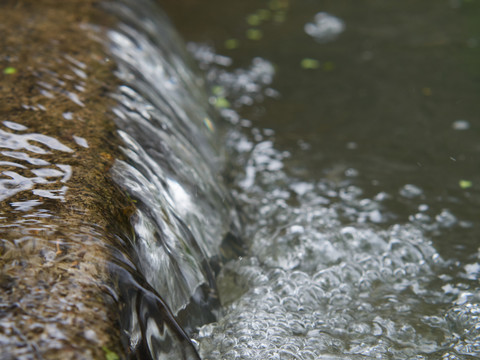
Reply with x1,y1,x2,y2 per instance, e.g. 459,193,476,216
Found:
102,347,120,360
247,14,262,26
246,29,263,40
459,180,473,189
225,38,240,50
215,97,231,109
3,67,17,75
212,85,224,96
300,58,320,69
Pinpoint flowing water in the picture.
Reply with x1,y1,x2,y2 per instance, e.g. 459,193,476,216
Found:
100,0,244,351
160,0,480,359
2,0,480,359
1,1,240,358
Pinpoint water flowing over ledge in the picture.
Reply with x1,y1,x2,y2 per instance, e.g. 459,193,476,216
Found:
0,0,242,359
2,0,480,359
100,0,244,354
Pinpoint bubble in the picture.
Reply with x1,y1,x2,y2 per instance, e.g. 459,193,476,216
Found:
304,12,346,43
452,120,470,130
435,209,457,228
400,184,423,198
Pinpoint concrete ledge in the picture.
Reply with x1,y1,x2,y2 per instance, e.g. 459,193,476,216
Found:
0,1,133,358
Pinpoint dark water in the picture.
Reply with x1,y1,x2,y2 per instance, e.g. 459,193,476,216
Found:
162,0,480,256
159,0,480,359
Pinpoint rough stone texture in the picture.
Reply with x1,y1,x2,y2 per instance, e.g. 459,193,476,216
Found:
0,1,132,358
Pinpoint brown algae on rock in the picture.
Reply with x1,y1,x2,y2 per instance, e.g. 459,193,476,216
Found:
0,0,133,358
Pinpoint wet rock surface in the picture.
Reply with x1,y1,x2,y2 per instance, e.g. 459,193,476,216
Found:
0,1,130,358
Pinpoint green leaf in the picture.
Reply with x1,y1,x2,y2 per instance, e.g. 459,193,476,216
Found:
459,180,473,189
247,14,261,26
215,97,231,109
212,85,224,96
102,346,120,360
246,28,263,40
300,58,320,69
225,38,240,50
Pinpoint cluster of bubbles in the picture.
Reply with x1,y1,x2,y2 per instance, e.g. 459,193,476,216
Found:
196,133,480,359
187,43,278,110
304,12,346,43
184,40,480,359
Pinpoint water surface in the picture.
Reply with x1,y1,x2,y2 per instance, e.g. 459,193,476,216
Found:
161,0,480,358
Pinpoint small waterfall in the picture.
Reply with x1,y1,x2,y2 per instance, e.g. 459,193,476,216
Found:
98,0,244,358
3,0,480,359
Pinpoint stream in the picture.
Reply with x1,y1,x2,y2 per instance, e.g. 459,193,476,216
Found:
1,0,480,359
